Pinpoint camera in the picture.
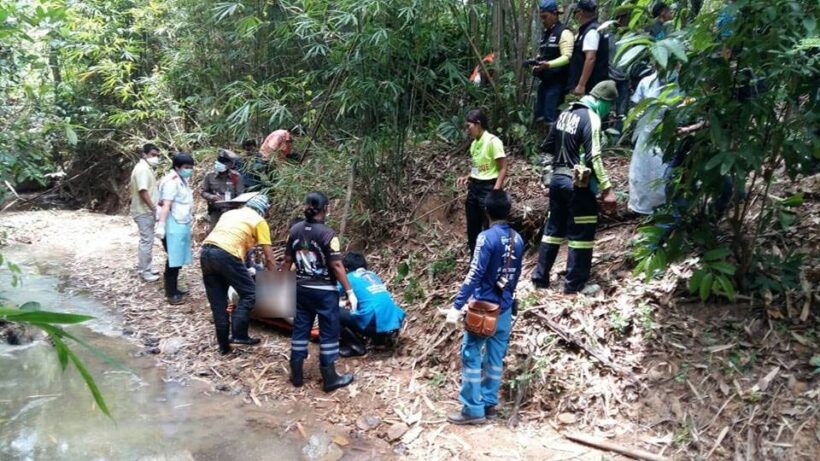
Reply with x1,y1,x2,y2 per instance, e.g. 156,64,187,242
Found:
523,58,539,67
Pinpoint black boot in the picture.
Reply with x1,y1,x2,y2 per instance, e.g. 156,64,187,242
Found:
320,363,353,392
229,310,260,345
215,323,231,355
165,268,184,304
339,327,367,357
290,358,304,387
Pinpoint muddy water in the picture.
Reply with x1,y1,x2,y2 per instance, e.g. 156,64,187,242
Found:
0,251,303,460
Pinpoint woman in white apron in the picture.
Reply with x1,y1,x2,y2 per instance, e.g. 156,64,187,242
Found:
156,153,195,305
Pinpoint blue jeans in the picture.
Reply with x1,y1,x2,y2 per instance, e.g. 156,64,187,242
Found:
534,81,565,124
291,286,340,367
459,308,513,417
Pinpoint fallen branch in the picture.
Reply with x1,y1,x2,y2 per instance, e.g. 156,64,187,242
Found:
564,433,667,461
531,311,640,385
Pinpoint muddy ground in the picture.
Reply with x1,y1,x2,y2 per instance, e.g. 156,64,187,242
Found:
1,153,818,460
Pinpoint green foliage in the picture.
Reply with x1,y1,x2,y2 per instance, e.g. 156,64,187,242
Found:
627,0,818,301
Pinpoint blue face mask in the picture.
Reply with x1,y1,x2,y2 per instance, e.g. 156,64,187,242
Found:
214,161,228,173
178,168,193,179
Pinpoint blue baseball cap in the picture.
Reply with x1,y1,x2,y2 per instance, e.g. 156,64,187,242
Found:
539,0,563,13
577,0,598,12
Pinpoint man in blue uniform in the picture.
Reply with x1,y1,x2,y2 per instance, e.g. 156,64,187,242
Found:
532,80,618,294
282,192,355,392
337,252,405,357
444,190,525,425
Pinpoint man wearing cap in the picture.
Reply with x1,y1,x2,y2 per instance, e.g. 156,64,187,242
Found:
567,0,610,96
532,80,618,294
532,1,574,127
201,194,276,354
201,149,246,232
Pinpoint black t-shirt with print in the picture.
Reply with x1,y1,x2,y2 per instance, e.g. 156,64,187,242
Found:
285,219,342,286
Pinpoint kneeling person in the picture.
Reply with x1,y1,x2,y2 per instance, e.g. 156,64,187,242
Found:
338,252,406,357
445,190,524,425
201,195,276,354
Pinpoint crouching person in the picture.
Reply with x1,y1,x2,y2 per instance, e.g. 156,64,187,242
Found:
445,190,524,425
200,194,276,354
338,252,405,357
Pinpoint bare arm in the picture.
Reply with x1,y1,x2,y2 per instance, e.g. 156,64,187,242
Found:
330,260,352,292
574,50,597,94
157,200,172,227
260,244,276,271
280,255,293,271
138,190,156,213
494,157,507,190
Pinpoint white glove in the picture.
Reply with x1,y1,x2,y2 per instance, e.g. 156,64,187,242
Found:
247,267,257,277
346,290,358,313
445,307,463,327
155,223,166,240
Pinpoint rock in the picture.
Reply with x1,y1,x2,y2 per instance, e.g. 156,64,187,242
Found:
557,413,577,425
322,444,344,461
581,284,602,296
215,383,230,392
386,423,409,441
302,434,331,461
356,415,381,431
159,337,186,355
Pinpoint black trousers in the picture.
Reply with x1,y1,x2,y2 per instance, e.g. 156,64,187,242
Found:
532,174,599,293
465,178,495,255
200,245,256,348
161,238,180,297
291,286,340,367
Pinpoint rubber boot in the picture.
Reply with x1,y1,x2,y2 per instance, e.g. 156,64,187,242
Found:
229,310,260,345
290,358,304,387
339,327,367,357
215,323,231,355
320,363,353,393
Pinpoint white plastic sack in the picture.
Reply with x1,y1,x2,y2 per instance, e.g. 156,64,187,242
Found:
628,110,668,215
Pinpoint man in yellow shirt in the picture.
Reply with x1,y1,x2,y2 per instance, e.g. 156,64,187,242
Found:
532,0,574,127
201,194,276,354
129,143,161,282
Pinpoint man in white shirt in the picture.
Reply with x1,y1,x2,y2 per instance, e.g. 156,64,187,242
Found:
566,0,609,96
129,144,161,282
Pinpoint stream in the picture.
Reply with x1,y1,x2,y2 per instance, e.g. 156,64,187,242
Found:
0,248,305,460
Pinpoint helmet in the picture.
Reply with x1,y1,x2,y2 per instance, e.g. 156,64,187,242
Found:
589,80,618,102
245,194,271,215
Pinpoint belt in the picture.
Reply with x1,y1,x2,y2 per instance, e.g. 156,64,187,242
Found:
554,166,573,177
469,177,497,185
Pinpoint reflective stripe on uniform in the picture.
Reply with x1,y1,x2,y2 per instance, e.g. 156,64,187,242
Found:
573,215,598,224
542,235,565,245
568,240,594,249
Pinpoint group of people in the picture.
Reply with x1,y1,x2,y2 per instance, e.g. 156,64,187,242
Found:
532,0,680,218
125,0,685,426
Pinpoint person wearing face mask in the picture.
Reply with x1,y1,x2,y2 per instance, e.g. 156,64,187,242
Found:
281,192,355,393
201,194,276,354
456,109,507,256
129,143,162,282
532,80,618,294
156,152,196,305
201,149,246,233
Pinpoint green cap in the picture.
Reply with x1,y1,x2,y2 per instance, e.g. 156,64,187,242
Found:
589,80,618,102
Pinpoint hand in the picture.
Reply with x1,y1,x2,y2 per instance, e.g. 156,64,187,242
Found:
155,223,166,240
534,61,550,72
572,84,585,96
444,307,463,327
456,175,469,187
346,290,358,313
601,189,617,211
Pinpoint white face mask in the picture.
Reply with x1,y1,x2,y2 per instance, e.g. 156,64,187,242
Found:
214,161,228,173
146,156,160,167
